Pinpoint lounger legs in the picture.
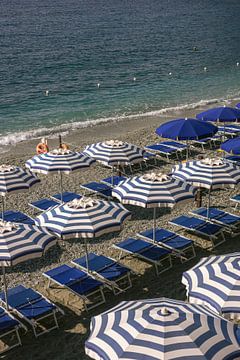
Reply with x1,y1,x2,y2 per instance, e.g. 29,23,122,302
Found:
155,255,172,276
0,327,22,354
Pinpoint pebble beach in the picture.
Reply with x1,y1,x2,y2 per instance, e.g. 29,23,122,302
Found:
2,105,240,359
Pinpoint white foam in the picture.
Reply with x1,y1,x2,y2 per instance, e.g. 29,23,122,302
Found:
0,95,235,150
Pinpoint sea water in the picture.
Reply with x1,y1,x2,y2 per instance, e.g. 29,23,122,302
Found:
1,0,240,147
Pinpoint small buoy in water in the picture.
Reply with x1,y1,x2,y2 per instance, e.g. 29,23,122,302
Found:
97,83,100,88
204,67,207,72
193,46,198,51
168,72,172,76
237,62,239,67
133,77,136,81
45,90,49,96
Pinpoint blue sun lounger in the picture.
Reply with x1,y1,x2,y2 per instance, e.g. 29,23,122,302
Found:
169,215,226,248
225,155,240,165
101,175,127,187
191,138,212,151
225,124,240,132
161,141,187,152
29,198,59,212
50,192,82,203
113,238,172,275
0,306,25,354
80,181,112,199
0,210,34,225
217,127,237,137
0,285,64,338
72,253,133,295
137,228,196,262
44,264,105,311
144,144,179,161
191,207,240,231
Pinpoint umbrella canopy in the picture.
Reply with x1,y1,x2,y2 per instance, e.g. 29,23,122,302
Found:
155,118,218,140
85,297,240,360
25,149,95,175
26,148,94,202
83,140,144,166
236,103,240,109
0,164,40,196
182,253,240,320
0,220,56,309
221,137,240,155
0,221,56,266
172,158,240,190
196,106,240,122
35,197,131,239
112,172,196,208
112,172,196,241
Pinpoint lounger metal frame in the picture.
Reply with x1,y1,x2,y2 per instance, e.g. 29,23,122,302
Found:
72,254,133,295
80,182,112,199
113,242,172,276
0,289,64,338
44,271,106,312
169,217,226,249
137,230,196,263
0,310,25,355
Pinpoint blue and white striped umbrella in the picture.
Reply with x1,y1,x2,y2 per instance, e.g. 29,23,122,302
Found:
26,148,94,202
25,149,95,175
0,221,56,266
112,172,196,240
172,158,240,190
0,220,56,309
0,164,40,196
182,253,240,320
112,172,196,208
83,140,144,166
35,197,131,239
86,297,240,360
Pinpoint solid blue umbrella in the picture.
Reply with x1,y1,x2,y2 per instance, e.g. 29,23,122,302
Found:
221,137,240,154
156,118,217,140
196,106,240,122
86,297,240,360
182,253,240,320
156,118,217,159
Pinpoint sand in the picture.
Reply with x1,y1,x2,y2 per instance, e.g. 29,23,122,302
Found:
1,102,240,359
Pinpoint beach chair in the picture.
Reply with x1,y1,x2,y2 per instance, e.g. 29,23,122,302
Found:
230,194,240,209
217,127,237,137
142,152,158,168
80,181,112,199
44,264,105,311
225,155,240,165
191,207,240,232
169,215,226,248
191,138,212,151
72,253,133,295
29,198,59,212
113,238,172,275
161,141,188,154
0,210,34,225
0,285,64,338
101,175,127,187
225,124,240,133
0,306,25,354
137,228,196,262
144,144,179,161
50,191,82,203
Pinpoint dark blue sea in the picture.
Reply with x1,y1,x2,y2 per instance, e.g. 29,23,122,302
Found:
1,0,240,147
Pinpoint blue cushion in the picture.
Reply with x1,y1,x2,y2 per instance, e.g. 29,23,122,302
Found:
52,192,82,202
31,198,58,211
139,246,170,261
171,215,205,228
44,264,87,285
0,211,34,225
231,194,240,202
139,228,175,241
98,263,128,280
68,277,102,295
102,176,127,187
73,253,115,272
116,238,152,253
161,141,187,149
0,313,19,332
81,182,112,197
17,298,55,319
145,144,176,154
164,236,192,249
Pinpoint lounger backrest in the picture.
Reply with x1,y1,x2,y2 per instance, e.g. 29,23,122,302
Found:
74,253,115,272
44,264,87,285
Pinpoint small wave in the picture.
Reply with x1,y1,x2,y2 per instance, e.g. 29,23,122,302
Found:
0,95,233,149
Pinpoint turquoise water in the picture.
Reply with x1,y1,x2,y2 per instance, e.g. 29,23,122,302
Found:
1,0,240,146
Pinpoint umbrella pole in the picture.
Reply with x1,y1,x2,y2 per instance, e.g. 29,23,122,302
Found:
207,188,211,218
186,140,189,161
2,266,8,310
84,239,89,273
59,172,63,203
1,196,5,221
153,208,157,242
